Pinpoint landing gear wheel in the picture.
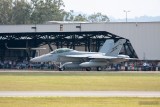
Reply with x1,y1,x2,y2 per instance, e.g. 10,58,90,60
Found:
86,67,91,71
59,67,65,71
97,67,102,71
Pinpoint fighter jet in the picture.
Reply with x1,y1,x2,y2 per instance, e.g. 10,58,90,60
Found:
30,39,131,71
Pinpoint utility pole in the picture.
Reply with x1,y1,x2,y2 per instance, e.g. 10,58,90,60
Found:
123,10,130,22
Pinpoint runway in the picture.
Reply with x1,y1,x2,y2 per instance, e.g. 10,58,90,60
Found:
0,91,160,97
0,71,159,98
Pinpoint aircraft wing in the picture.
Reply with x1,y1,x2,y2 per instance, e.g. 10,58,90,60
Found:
58,54,89,62
88,56,138,64
64,54,135,63
88,55,117,59
64,54,118,63
65,54,117,59
91,56,124,62
65,54,92,58
125,57,138,60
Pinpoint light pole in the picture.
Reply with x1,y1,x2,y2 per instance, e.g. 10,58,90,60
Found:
123,10,130,22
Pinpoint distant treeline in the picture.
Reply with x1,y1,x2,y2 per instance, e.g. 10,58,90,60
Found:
0,0,109,25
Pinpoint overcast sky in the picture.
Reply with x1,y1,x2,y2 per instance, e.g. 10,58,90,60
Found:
62,0,160,19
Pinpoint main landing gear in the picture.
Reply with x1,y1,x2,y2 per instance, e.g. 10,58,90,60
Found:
96,67,102,71
85,67,102,71
59,67,65,71
86,67,91,71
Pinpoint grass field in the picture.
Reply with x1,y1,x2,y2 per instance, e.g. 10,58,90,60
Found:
0,71,160,91
0,97,159,107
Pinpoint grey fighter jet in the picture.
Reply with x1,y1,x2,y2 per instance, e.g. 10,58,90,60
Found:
30,39,131,71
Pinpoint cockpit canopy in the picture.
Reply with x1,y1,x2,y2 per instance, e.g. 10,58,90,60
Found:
50,48,73,54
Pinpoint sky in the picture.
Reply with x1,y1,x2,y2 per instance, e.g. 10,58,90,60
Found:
62,0,160,19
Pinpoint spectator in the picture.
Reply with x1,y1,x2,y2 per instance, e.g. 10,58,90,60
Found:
125,62,128,71
143,62,147,71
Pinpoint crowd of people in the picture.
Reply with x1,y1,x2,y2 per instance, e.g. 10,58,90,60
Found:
114,61,159,71
0,59,160,71
0,59,54,70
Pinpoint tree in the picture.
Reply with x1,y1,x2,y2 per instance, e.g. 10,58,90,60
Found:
88,12,110,22
0,0,110,24
63,11,88,22
0,0,13,24
12,0,32,24
63,10,74,21
74,14,87,21
30,0,65,24
63,11,109,22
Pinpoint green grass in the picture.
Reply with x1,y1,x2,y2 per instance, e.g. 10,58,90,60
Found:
0,97,159,107
0,72,160,91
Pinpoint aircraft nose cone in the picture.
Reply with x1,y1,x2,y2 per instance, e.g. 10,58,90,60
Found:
30,57,40,62
30,54,53,62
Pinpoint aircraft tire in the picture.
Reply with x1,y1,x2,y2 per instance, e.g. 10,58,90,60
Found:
97,67,102,71
59,67,64,71
86,67,91,71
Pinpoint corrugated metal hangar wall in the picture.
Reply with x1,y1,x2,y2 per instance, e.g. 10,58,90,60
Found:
63,22,160,60
105,22,160,60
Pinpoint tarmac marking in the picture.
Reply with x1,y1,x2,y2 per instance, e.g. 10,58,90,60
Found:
0,91,160,97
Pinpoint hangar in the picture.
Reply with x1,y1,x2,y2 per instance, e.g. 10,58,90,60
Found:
0,22,159,62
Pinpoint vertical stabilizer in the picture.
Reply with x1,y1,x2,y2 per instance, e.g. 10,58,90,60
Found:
106,39,126,56
99,39,114,53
